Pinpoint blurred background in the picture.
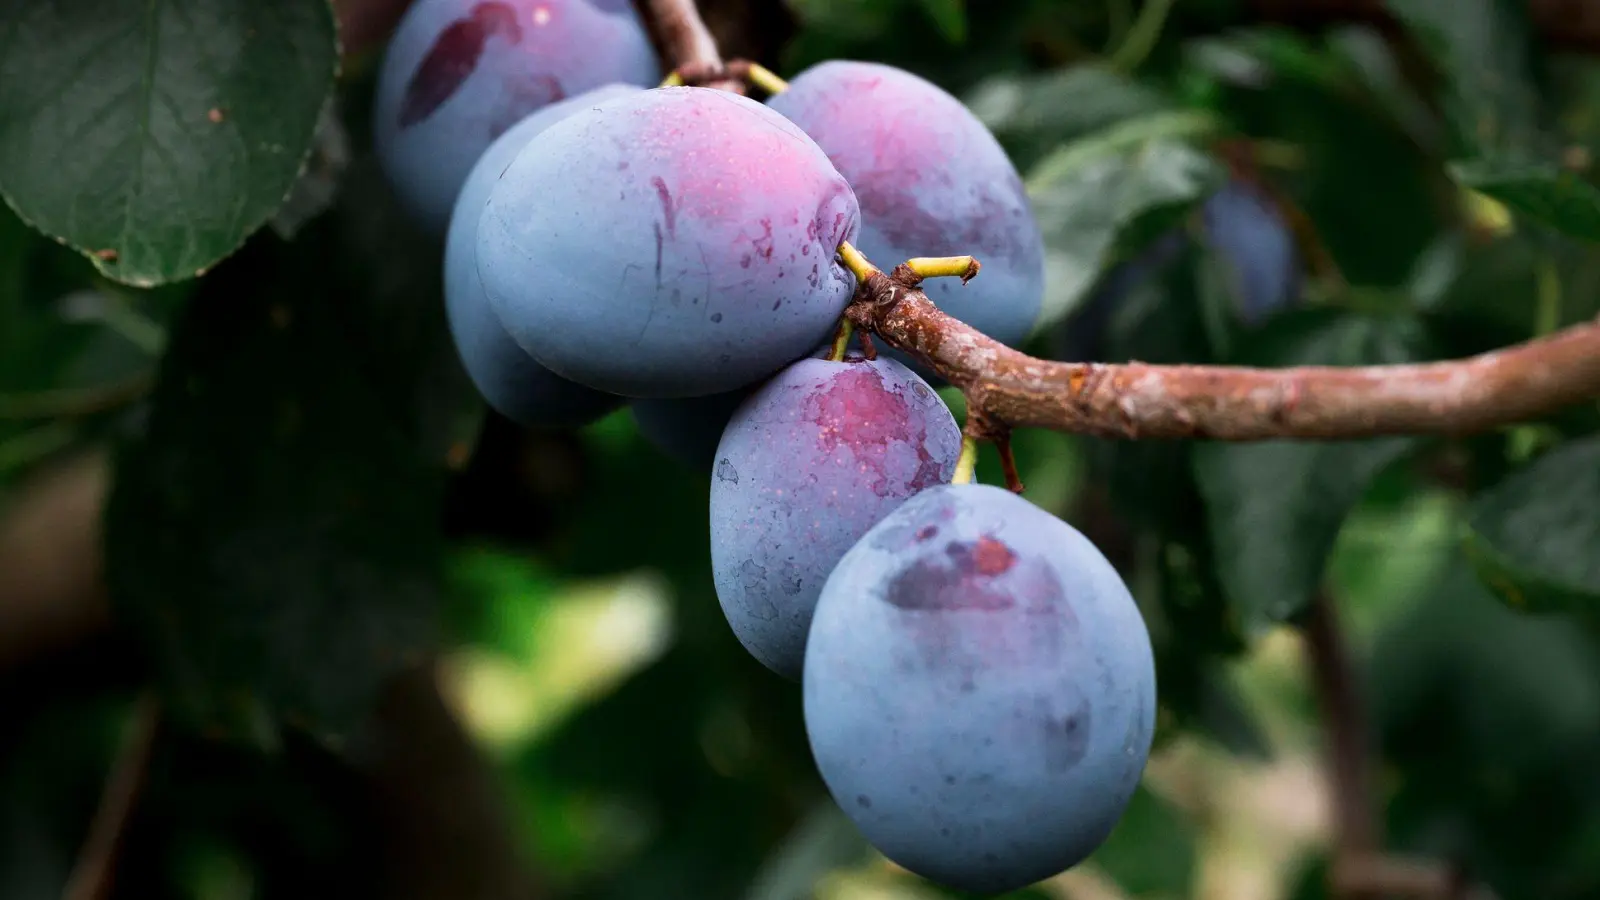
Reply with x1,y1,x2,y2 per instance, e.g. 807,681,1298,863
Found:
3,1,1600,899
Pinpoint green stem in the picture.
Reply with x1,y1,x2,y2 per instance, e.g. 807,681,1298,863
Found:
950,436,979,485
826,320,853,362
1109,0,1177,73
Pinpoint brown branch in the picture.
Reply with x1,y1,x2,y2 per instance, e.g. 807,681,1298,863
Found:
846,271,1600,441
641,0,723,71
1303,593,1379,868
61,693,162,900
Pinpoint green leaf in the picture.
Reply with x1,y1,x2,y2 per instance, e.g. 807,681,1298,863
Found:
966,65,1171,171
1086,785,1195,897
0,0,338,286
1451,161,1600,243
1026,117,1224,332
917,0,965,44
1383,0,1548,159
1464,435,1600,623
1193,309,1434,626
104,164,476,748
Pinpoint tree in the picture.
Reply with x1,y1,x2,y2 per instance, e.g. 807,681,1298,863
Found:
1,0,1598,898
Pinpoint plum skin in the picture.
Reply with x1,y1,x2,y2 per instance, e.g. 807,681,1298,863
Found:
803,483,1157,895
373,0,660,233
767,61,1045,366
709,355,961,679
478,87,862,399
444,85,637,428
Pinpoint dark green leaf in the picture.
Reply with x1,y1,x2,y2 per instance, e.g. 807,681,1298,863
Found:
1452,161,1600,243
1087,785,1195,897
1194,309,1434,626
917,0,966,44
1027,122,1224,330
966,64,1172,171
1465,435,1600,623
104,163,474,747
0,0,338,286
1383,0,1548,159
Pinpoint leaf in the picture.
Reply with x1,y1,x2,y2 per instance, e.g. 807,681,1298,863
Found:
917,0,966,44
1464,435,1600,623
965,64,1171,171
1026,118,1224,332
1451,161,1600,243
1193,309,1435,626
1383,0,1549,159
0,0,338,286
104,163,477,748
1086,785,1195,897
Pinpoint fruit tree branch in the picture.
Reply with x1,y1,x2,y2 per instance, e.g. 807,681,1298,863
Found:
850,269,1600,441
644,0,1600,443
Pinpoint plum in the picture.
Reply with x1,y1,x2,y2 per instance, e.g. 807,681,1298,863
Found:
709,354,960,679
767,61,1045,369
804,483,1156,895
373,0,660,233
478,86,862,398
444,85,637,427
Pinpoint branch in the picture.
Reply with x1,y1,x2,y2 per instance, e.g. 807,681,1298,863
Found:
848,270,1600,441
62,693,162,900
641,0,723,69
1303,592,1378,863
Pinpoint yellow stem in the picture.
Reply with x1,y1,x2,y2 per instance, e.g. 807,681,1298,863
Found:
659,72,685,88
744,62,790,95
827,320,854,362
838,241,879,283
904,256,981,282
950,436,979,485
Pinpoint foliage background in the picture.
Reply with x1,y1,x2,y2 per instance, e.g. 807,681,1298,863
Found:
2,1,1600,899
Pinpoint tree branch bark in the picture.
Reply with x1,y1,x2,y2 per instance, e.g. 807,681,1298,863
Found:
641,0,1600,443
851,273,1600,441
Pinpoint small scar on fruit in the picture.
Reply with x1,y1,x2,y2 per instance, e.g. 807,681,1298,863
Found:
94,248,118,262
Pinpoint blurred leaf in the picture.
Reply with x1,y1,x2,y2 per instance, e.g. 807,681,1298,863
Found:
967,64,1171,172
1464,436,1600,624
1372,566,1600,898
104,162,475,747
1452,161,1600,243
1086,785,1195,897
1194,309,1434,626
1384,0,1547,159
0,0,338,285
916,0,966,44
745,803,873,900
1027,119,1224,331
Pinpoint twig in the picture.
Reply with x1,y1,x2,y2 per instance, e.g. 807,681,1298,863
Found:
642,0,1600,445
644,0,721,66
1303,592,1379,862
847,269,1600,441
62,693,161,900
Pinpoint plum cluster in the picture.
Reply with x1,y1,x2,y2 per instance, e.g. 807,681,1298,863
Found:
374,5,1156,893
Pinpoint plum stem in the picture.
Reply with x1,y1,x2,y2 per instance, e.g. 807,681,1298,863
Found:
659,72,685,87
740,61,790,95
642,0,1600,442
838,240,879,284
950,436,979,485
827,319,854,362
901,256,981,284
